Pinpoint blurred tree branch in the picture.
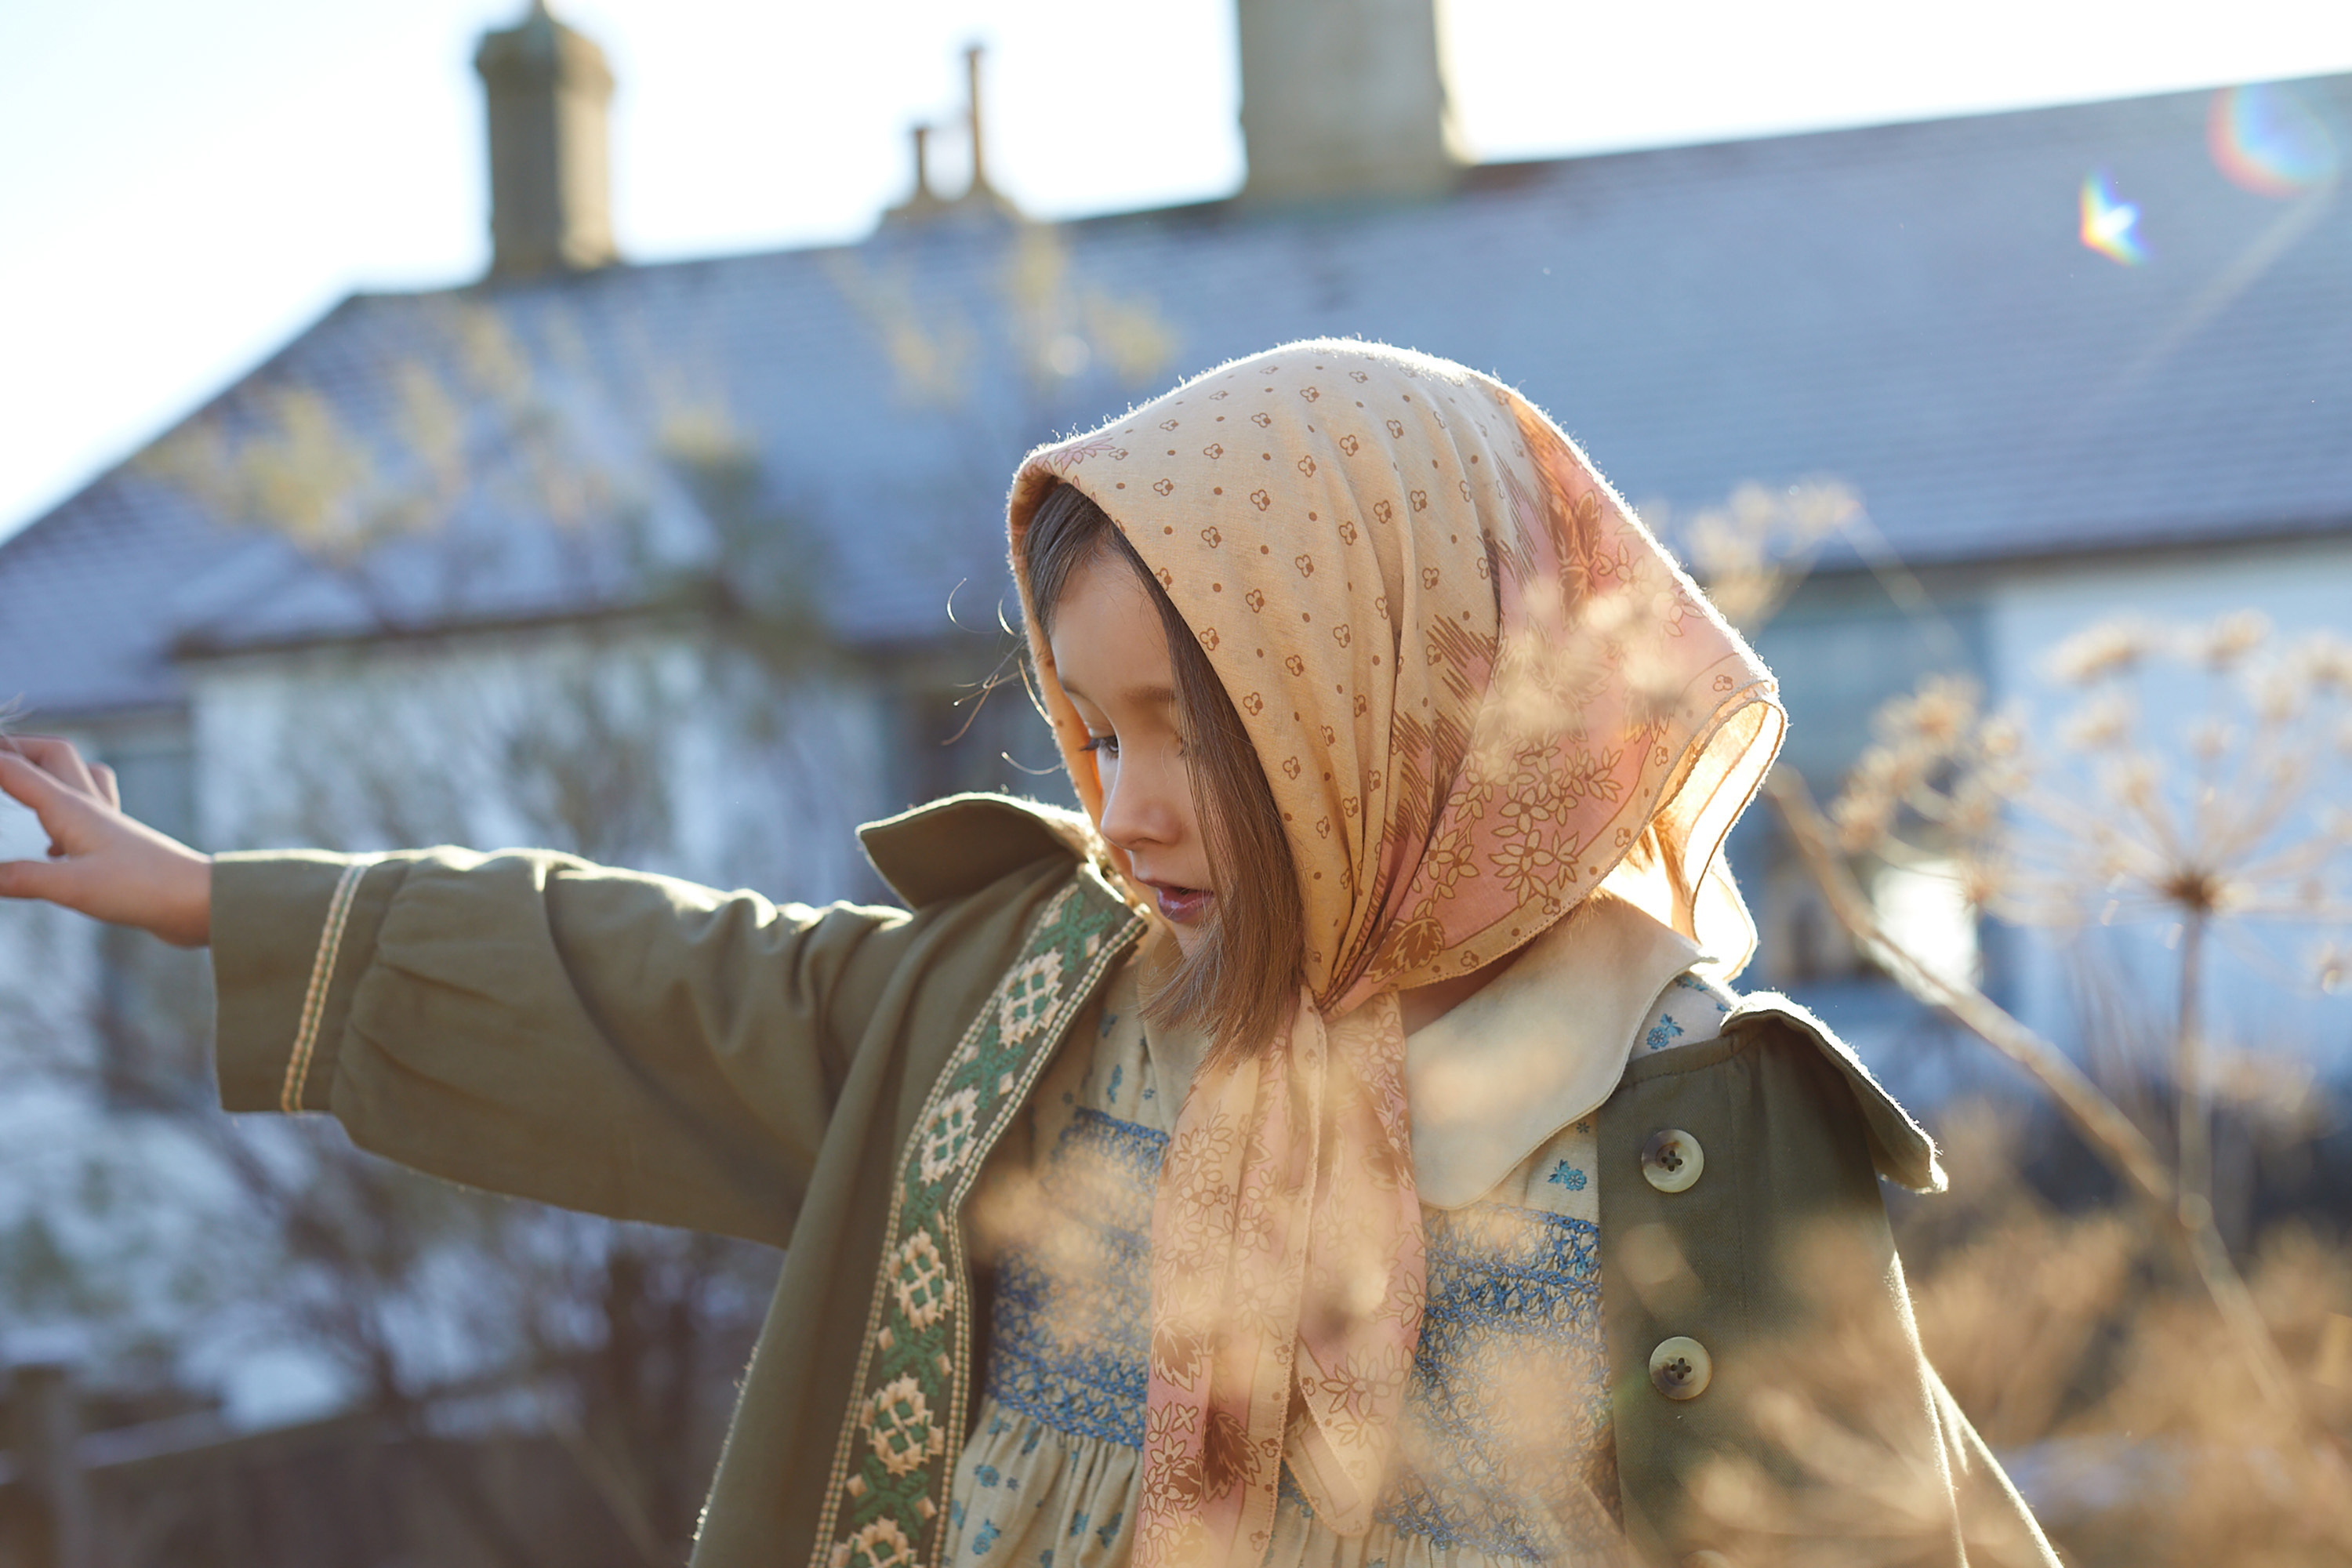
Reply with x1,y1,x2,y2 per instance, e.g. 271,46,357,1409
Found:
1767,766,2172,1208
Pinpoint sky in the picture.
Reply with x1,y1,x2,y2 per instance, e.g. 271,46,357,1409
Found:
4,0,2350,542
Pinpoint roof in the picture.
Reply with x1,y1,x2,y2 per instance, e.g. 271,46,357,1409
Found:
6,72,2348,719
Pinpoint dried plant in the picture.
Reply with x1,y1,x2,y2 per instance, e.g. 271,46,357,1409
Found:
1827,615,2352,1226
1659,483,2352,1546
1896,1110,2352,1566
1752,619,2352,1552
1835,615,2352,931
1642,478,1865,631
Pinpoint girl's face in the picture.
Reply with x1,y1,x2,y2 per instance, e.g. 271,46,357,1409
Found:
1047,551,1217,953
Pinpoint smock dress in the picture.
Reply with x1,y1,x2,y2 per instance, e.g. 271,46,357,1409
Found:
944,895,1733,1568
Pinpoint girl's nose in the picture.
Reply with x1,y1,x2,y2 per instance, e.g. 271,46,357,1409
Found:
1098,759,1177,852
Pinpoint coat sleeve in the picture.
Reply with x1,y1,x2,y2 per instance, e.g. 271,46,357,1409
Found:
211,847,923,1248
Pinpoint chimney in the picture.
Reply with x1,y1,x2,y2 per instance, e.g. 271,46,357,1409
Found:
1236,0,1457,203
884,125,949,221
963,45,998,201
474,2,619,279
882,45,1018,227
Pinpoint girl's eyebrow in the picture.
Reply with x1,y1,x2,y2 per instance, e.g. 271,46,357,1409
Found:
1060,679,1178,712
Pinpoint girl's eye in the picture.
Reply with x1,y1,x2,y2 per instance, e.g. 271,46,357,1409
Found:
1081,733,1120,759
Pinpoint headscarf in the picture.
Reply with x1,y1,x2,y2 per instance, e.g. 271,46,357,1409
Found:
1007,340,1782,1566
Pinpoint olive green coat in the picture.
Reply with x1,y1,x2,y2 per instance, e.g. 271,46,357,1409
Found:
211,794,2055,1568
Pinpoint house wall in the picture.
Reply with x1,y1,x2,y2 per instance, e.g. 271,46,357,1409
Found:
187,622,892,906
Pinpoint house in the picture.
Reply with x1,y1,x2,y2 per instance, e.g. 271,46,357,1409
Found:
1,5,2347,1536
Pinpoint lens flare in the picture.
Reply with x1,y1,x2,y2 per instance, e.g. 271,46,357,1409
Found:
2209,83,2341,197
2079,174,2147,266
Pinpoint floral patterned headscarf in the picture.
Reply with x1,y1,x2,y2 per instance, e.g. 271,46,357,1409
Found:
1007,340,1782,1566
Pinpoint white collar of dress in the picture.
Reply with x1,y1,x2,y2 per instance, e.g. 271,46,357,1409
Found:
1140,888,1703,1210
1406,887,1703,1208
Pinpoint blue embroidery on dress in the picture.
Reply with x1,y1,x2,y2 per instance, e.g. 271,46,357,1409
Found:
1106,1064,1123,1105
985,1109,1167,1447
979,1112,1617,1560
1645,1013,1686,1052
1372,1205,1620,1560
1067,1106,1163,1189
972,1519,1000,1554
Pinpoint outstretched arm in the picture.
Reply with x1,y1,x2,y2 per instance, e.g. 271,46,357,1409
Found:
0,735,212,945
0,735,929,1247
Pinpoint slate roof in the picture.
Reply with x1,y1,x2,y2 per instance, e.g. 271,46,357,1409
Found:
5,71,2348,720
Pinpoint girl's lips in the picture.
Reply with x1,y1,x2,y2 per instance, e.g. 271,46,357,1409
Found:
1152,884,1212,925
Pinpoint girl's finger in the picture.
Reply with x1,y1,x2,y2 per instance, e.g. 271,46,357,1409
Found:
5,735,105,803
93,761,121,811
0,750,96,844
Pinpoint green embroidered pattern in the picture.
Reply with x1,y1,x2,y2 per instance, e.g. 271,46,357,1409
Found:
812,872,1142,1568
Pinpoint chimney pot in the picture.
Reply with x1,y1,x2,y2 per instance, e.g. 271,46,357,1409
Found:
964,45,995,198
884,123,949,220
475,1,619,279
913,125,938,198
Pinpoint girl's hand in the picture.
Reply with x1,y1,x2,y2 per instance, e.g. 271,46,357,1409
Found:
0,735,212,947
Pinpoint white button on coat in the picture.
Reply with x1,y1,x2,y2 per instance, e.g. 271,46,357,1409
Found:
1641,1127,1704,1192
1649,1335,1712,1399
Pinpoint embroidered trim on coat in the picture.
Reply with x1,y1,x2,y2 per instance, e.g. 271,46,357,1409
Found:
810,872,1142,1568
281,859,369,1113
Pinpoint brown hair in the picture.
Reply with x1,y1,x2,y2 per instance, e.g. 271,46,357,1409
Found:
1025,481,1305,1055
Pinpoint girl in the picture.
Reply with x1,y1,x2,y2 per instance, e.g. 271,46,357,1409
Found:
0,342,2052,1568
